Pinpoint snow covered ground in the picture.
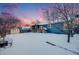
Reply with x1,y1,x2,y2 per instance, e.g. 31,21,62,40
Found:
0,33,79,55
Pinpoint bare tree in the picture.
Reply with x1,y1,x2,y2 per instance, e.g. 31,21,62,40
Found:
42,6,63,28
53,3,79,43
42,3,79,43
42,8,52,28
0,12,20,42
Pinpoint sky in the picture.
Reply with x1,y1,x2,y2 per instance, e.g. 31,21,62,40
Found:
0,3,51,25
0,3,79,26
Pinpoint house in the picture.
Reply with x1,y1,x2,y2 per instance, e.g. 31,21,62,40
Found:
10,27,20,34
31,20,47,33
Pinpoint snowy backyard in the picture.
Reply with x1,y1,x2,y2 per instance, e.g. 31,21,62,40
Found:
0,33,79,55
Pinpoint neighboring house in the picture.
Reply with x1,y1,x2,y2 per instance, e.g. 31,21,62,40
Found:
10,27,20,34
74,18,79,25
31,24,47,33
31,20,48,33
19,26,31,33
45,16,79,34
45,22,66,34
